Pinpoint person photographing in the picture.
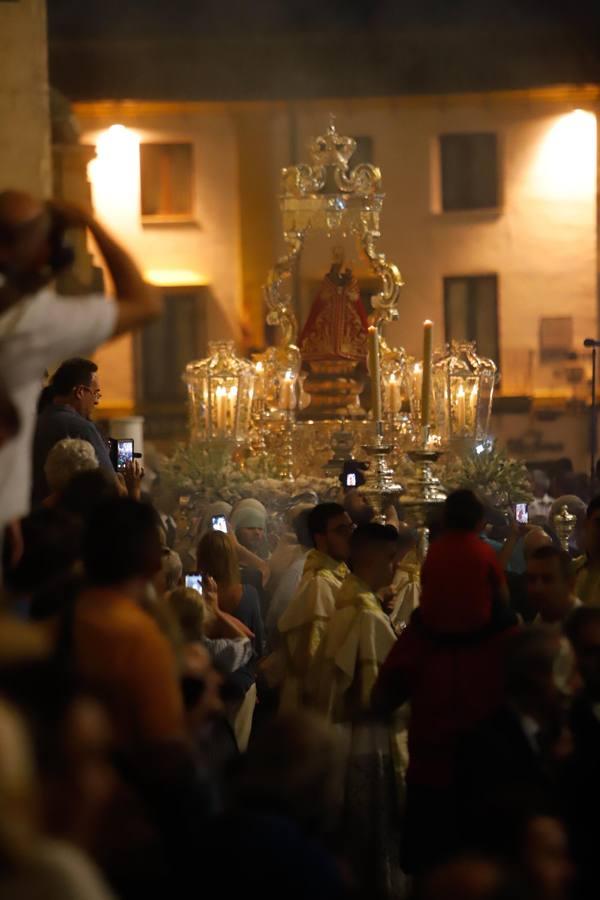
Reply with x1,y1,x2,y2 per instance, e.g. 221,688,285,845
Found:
0,190,160,546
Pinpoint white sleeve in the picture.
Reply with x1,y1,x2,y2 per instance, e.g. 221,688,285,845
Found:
39,292,118,365
206,637,253,673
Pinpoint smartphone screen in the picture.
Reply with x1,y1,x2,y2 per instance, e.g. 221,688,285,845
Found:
211,515,228,533
515,503,529,524
185,573,203,595
346,472,357,487
117,439,134,471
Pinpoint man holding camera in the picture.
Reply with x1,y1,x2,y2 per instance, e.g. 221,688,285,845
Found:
0,189,160,539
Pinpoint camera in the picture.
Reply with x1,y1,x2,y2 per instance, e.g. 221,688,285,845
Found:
0,205,75,290
45,207,76,276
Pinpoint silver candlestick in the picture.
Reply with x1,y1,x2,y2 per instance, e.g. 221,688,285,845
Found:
278,409,296,481
398,431,447,560
360,420,404,523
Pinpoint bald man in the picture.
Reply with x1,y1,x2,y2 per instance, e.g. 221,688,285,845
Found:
0,190,161,538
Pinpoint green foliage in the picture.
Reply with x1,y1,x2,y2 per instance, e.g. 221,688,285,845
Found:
160,442,338,508
443,442,533,510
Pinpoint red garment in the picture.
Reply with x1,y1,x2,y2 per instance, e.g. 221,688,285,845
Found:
374,619,517,788
420,531,506,633
299,271,369,363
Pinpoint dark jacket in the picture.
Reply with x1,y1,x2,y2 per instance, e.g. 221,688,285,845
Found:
456,704,560,852
32,403,113,504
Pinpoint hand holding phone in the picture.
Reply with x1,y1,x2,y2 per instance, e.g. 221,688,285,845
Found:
514,503,529,525
211,515,228,533
185,573,203,595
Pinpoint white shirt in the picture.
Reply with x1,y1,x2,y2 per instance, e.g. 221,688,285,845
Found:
0,288,117,527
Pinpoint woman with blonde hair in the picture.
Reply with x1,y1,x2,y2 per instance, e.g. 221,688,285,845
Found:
196,531,265,750
166,583,253,674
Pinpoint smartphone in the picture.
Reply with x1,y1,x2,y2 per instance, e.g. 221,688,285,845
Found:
345,472,357,488
515,503,529,524
211,515,228,533
185,573,203,595
116,438,134,471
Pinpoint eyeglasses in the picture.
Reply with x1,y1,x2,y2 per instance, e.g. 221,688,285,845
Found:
80,385,101,400
329,524,355,536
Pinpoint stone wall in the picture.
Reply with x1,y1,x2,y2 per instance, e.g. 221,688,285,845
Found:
0,0,51,195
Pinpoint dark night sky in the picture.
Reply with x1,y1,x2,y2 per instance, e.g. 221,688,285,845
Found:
47,0,600,102
48,0,599,39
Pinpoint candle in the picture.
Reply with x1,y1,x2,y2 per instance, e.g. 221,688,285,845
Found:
254,361,265,400
280,371,295,410
388,373,401,414
215,385,227,434
227,385,238,429
456,384,466,432
421,320,433,428
368,326,383,422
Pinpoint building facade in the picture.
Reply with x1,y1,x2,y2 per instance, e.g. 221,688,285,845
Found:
0,0,51,195
74,87,599,466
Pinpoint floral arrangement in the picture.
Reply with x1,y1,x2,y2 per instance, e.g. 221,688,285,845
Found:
442,442,533,510
160,441,339,509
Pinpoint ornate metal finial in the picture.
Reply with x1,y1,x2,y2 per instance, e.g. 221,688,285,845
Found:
553,504,577,553
282,118,382,198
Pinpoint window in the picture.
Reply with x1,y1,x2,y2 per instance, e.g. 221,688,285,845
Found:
439,133,498,211
444,275,499,365
138,287,204,407
140,143,194,222
539,317,573,362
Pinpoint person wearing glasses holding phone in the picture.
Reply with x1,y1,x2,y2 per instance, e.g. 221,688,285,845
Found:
31,357,114,505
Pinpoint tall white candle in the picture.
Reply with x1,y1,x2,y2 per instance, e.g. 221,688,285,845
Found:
280,371,295,410
389,373,401,414
254,361,265,400
227,385,238,429
368,326,383,422
421,320,433,428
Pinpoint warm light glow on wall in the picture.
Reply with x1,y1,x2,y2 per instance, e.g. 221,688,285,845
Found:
532,109,597,198
88,124,141,227
145,268,207,286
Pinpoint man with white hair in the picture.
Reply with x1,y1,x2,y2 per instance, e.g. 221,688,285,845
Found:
43,438,99,500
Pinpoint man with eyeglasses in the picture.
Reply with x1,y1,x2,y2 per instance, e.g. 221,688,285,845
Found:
31,357,114,504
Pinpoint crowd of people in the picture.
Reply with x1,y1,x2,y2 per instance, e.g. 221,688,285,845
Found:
2,189,600,900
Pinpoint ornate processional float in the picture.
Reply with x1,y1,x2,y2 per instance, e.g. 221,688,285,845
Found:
166,118,542,550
